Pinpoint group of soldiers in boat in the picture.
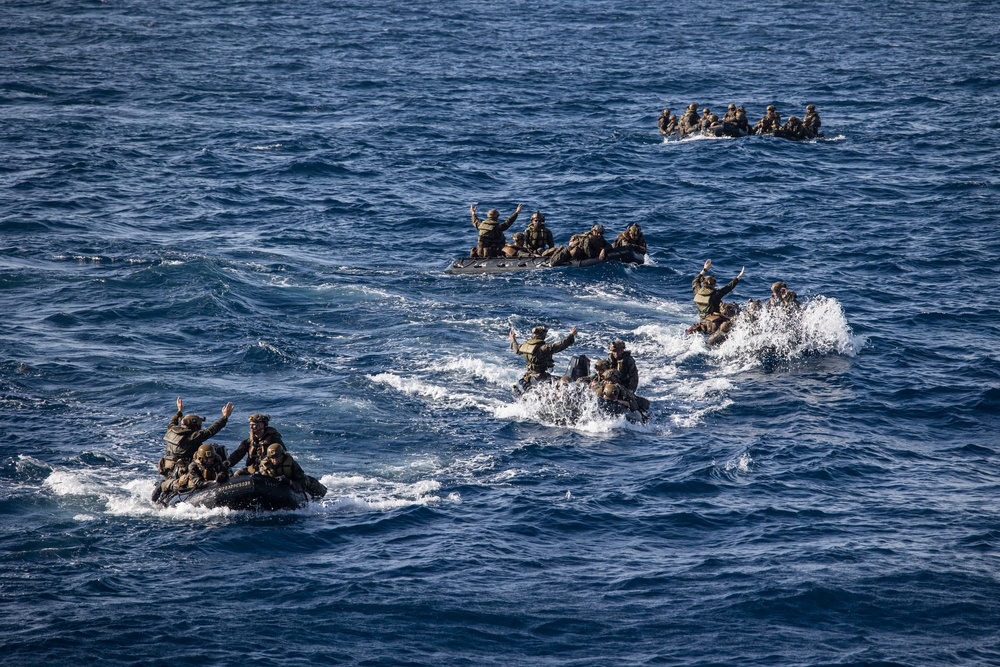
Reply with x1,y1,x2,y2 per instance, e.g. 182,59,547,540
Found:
658,103,822,141
469,203,647,266
687,259,801,345
509,326,650,417
151,397,326,504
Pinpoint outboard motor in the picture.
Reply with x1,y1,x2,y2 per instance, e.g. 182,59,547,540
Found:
564,355,591,381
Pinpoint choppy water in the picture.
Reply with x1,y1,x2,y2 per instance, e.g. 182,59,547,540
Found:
3,0,1000,665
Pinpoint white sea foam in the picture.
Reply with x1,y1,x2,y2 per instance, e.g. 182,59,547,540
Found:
713,295,857,368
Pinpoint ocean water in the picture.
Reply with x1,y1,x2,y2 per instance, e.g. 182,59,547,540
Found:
2,0,1000,664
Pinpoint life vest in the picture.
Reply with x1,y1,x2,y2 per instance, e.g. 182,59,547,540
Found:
520,338,554,374
163,426,198,462
260,455,297,479
525,225,551,250
693,287,716,319
477,219,504,247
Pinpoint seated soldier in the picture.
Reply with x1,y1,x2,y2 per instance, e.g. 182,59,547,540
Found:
613,224,646,254
523,212,555,255
678,103,700,136
228,412,283,476
501,232,535,258
803,104,821,137
606,340,639,392
735,106,751,134
754,105,782,134
657,108,678,137
180,443,230,490
781,116,808,140
722,104,739,123
258,443,327,498
572,225,612,261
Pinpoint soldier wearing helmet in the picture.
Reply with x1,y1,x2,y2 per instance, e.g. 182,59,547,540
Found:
723,104,739,124
227,412,285,475
257,443,306,489
803,104,821,137
158,396,234,479
781,115,807,140
691,259,745,336
469,203,523,258
657,108,678,137
614,224,646,255
767,281,800,310
678,104,700,136
501,232,533,258
754,105,782,134
575,224,612,261
180,443,230,489
606,340,639,392
510,324,578,387
524,212,555,254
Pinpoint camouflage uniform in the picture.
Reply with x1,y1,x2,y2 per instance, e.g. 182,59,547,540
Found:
613,225,646,254
803,105,821,136
227,422,284,475
754,106,782,134
607,347,639,392
502,233,534,258
722,104,739,123
735,107,751,134
471,207,520,258
692,269,742,333
524,218,554,254
576,227,613,260
511,329,576,382
679,105,700,136
658,109,678,136
160,410,230,477
181,451,229,489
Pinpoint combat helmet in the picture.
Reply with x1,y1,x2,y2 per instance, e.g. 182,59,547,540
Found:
530,211,545,223
195,443,215,462
181,414,205,428
609,340,626,352
266,443,285,458
248,413,270,426
806,104,816,111
591,224,605,235
531,325,548,339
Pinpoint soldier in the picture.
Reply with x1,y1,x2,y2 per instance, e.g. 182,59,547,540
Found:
510,324,578,386
768,281,801,309
258,443,307,488
691,259,744,336
574,224,613,261
258,443,327,498
722,104,739,123
803,104,822,137
781,116,808,140
469,203,522,258
180,443,230,489
606,340,639,392
158,396,234,480
698,107,715,132
613,224,646,255
228,413,284,475
679,104,700,136
734,106,751,135
657,108,678,137
502,232,534,258
523,212,554,254
754,105,782,134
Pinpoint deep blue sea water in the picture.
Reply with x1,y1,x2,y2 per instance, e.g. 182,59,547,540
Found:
2,0,1000,665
